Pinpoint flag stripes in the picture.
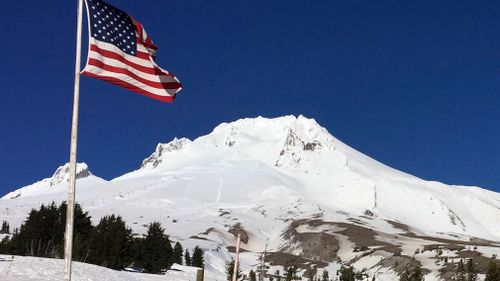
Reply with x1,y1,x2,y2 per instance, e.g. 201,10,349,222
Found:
82,0,182,102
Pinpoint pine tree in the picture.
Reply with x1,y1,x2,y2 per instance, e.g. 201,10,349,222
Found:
86,214,133,269
275,269,282,281
0,236,11,253
466,259,478,281
249,269,257,281
455,259,466,281
191,246,204,268
140,222,173,273
322,269,329,281
400,265,424,281
0,221,9,234
185,249,192,266
225,259,242,281
339,266,356,281
284,266,299,281
485,260,499,281
6,202,92,259
171,242,183,265
306,272,313,281
58,202,93,261
16,202,60,256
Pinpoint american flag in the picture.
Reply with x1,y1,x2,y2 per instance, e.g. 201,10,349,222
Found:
82,0,182,102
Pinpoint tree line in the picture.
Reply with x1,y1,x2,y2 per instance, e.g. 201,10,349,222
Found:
223,256,500,281
225,262,366,281
0,202,204,274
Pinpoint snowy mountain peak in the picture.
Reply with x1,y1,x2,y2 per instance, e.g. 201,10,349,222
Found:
208,115,334,150
213,115,330,140
49,162,92,187
141,138,192,169
1,162,101,199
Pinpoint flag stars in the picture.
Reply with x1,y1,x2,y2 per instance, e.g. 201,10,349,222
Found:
89,0,136,55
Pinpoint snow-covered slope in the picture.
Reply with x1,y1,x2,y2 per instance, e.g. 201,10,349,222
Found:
2,162,106,200
0,255,206,281
1,115,499,280
117,115,500,241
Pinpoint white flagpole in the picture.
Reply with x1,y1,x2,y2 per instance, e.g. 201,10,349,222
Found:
232,233,241,281
64,0,84,280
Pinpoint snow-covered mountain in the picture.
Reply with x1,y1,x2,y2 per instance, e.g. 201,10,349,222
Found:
2,162,105,199
1,115,499,281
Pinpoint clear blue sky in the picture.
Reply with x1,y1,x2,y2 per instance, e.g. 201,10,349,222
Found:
1,1,499,196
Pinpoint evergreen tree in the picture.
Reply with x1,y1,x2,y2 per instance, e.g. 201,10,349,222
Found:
139,222,173,273
454,259,466,281
171,242,183,265
249,269,257,281
58,202,93,261
306,270,314,281
485,260,499,281
225,259,242,281
131,237,146,268
191,246,204,268
86,214,133,269
0,236,11,253
339,266,355,281
284,266,299,281
6,202,92,259
184,249,192,266
275,269,282,281
0,220,9,234
466,259,478,281
322,269,329,281
12,202,60,256
400,265,424,281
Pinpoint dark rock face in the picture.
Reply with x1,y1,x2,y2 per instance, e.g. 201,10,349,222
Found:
141,138,190,169
229,223,249,244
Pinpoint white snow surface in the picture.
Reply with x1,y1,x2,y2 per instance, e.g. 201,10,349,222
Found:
1,115,500,281
0,255,203,281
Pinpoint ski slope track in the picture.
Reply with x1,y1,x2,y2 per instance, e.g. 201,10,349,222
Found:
1,115,499,280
